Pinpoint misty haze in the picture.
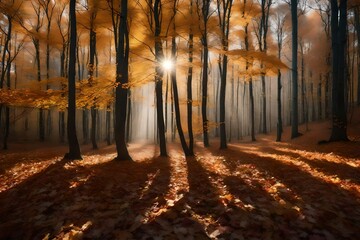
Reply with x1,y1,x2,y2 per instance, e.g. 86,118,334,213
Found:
0,0,359,239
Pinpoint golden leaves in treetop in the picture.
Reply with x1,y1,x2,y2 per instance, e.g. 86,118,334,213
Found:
0,88,64,110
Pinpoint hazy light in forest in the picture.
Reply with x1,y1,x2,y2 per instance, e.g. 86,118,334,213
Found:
162,59,173,71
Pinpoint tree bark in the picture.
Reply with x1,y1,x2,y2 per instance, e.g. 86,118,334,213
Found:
114,0,132,160
244,22,256,142
355,7,360,106
217,0,232,149
64,0,82,160
89,26,98,149
291,0,300,139
276,69,282,142
153,0,167,156
329,0,348,141
187,32,194,155
198,0,211,147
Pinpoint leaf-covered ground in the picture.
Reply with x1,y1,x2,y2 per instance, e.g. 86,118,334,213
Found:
0,116,359,240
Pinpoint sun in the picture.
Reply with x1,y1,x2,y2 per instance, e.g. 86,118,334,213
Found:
162,59,173,71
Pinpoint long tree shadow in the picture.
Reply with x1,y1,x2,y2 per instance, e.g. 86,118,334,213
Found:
267,147,360,185
130,153,230,239
0,144,172,239
0,146,67,175
206,145,360,239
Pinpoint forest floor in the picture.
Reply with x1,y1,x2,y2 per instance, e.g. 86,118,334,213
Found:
0,110,360,240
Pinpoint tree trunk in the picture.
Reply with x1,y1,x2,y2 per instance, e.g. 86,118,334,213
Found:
0,16,12,149
91,107,98,149
244,23,256,141
106,105,111,145
34,38,45,142
329,0,348,141
318,74,322,120
82,109,89,143
236,78,241,140
355,7,360,106
59,43,67,143
249,79,256,141
88,22,98,149
291,0,300,138
199,0,211,147
59,111,65,143
114,0,132,160
261,75,267,133
201,43,210,147
276,69,282,142
187,31,194,155
229,65,234,142
153,0,167,156
64,0,82,160
217,0,232,149
126,89,132,143
171,33,191,156
219,54,227,149
3,57,11,150
46,14,52,139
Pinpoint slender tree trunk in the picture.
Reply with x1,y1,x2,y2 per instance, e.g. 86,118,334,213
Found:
46,17,52,138
300,43,305,124
276,69,282,142
153,0,167,156
214,70,220,137
89,23,98,149
291,0,300,138
59,44,66,143
165,71,169,137
201,40,209,147
91,107,98,149
261,75,267,133
0,16,12,148
126,89,132,143
249,80,256,141
355,8,360,106
198,0,212,147
217,0,232,149
106,106,111,145
114,0,132,160
187,32,194,155
229,65,234,142
3,55,11,150
34,39,45,142
318,74,322,120
64,0,82,160
219,54,227,149
171,29,191,155
236,78,241,140
329,0,348,141
244,23,256,141
3,107,9,150
82,109,89,143
59,111,65,143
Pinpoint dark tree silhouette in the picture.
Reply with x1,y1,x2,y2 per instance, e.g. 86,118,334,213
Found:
329,0,348,141
170,0,192,156
114,0,132,161
87,1,98,150
196,0,212,147
274,7,286,142
243,0,255,142
153,0,167,156
216,0,233,149
355,7,360,106
290,0,300,139
187,0,195,155
64,0,82,160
